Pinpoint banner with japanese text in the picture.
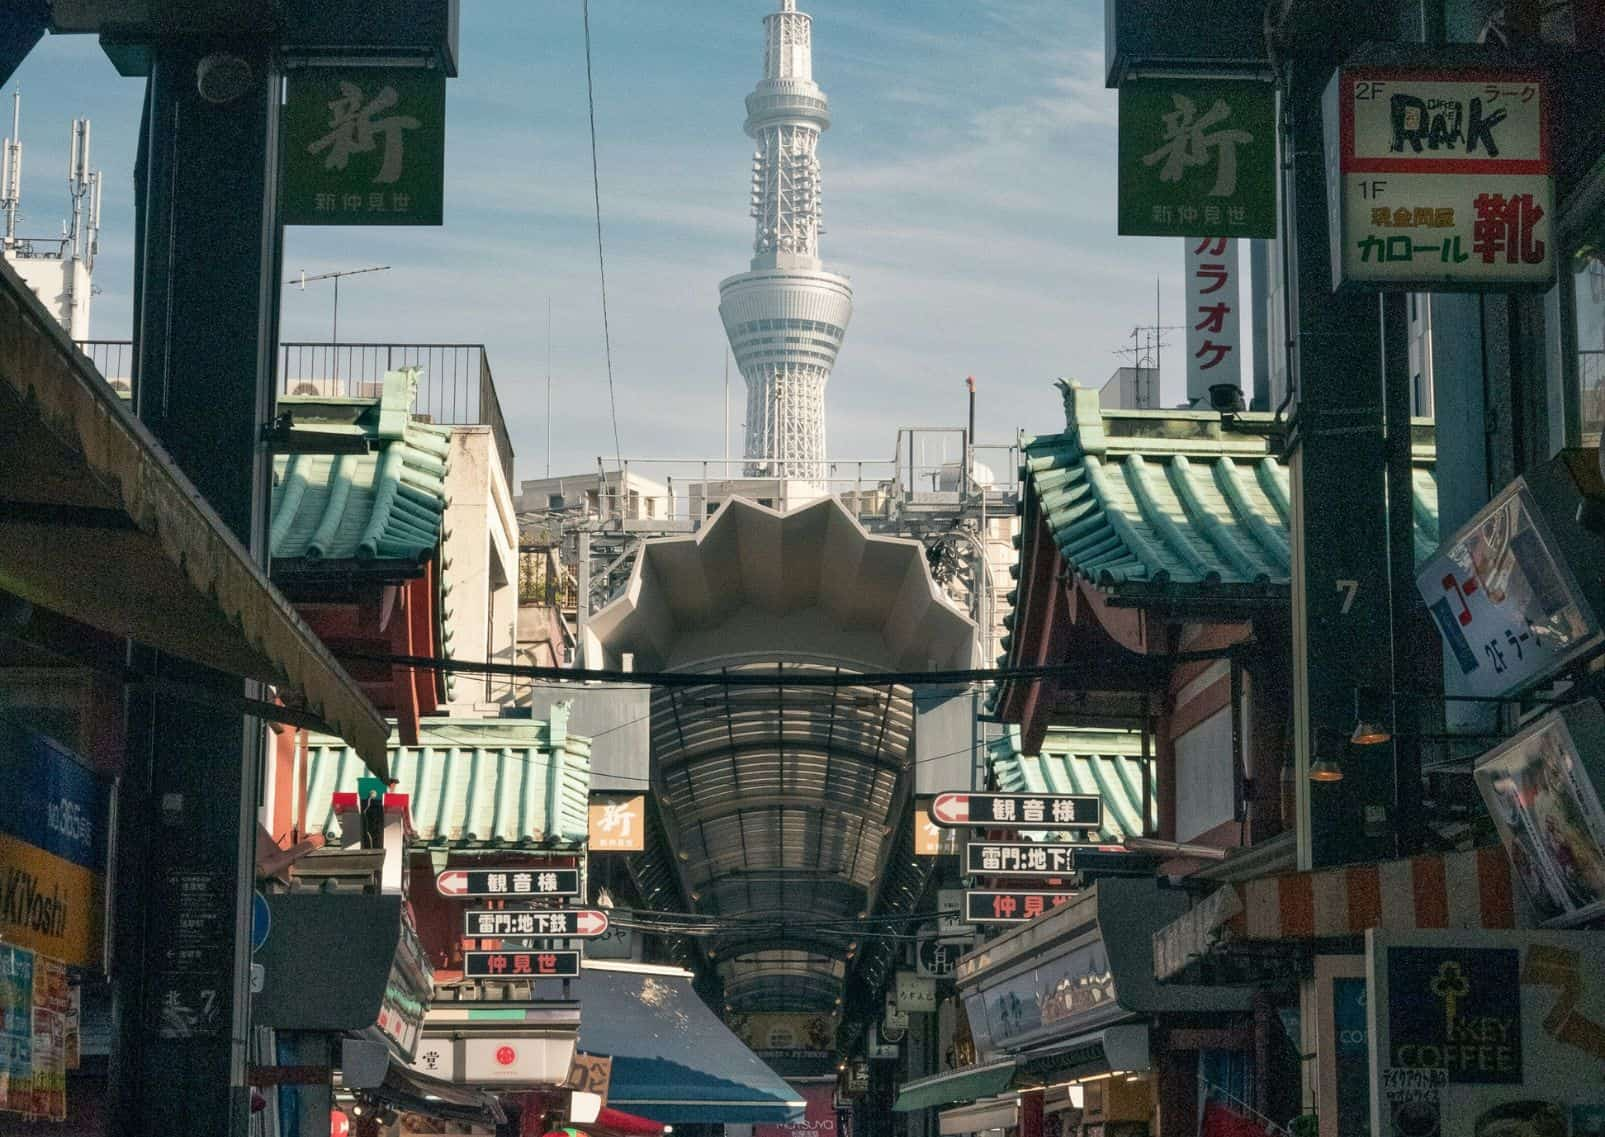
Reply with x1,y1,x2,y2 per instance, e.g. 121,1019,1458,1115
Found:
1325,68,1552,289
1185,237,1242,402
1118,78,1276,238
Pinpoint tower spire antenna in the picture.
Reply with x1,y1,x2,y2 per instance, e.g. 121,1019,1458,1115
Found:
2,90,22,249
718,0,852,486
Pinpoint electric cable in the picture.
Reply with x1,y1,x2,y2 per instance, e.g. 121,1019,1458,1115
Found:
582,0,625,483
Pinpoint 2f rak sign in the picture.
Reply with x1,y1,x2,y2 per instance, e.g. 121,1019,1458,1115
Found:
1324,67,1552,289
283,66,446,226
1119,77,1276,238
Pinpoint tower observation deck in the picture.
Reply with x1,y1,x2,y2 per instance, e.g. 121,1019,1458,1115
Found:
718,0,853,483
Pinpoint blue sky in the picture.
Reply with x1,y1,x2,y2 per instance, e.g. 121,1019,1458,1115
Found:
8,1,1205,485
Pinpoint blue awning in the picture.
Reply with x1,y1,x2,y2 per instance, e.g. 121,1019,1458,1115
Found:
573,963,805,1125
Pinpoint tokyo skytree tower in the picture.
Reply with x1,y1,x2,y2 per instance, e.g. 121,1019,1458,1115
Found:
719,0,853,482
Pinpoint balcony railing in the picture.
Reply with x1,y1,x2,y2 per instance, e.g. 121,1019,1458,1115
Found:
279,343,513,488
73,340,515,489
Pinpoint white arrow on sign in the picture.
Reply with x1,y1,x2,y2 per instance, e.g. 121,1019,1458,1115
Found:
931,793,970,826
575,910,609,937
436,870,468,896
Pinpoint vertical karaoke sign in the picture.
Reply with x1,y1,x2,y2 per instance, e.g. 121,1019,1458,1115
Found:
1184,237,1241,402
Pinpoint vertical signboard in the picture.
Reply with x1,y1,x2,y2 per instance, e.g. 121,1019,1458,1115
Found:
1366,930,1605,1136
0,718,110,970
283,66,447,226
1325,68,1552,288
1118,78,1276,238
1185,237,1242,402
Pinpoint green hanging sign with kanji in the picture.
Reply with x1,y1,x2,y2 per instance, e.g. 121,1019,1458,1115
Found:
1118,78,1276,238
282,66,446,226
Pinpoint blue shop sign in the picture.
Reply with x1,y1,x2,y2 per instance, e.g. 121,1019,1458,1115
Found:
0,715,109,872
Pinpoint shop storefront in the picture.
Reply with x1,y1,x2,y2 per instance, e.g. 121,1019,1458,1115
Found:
949,878,1251,1137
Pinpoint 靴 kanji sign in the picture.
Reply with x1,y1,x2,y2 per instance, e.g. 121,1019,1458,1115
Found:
283,66,446,226
963,891,1075,924
930,792,1101,830
435,868,581,898
464,909,610,939
1119,77,1276,238
1324,67,1552,289
462,950,581,979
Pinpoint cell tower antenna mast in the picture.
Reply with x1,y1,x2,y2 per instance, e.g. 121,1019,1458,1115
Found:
2,90,21,249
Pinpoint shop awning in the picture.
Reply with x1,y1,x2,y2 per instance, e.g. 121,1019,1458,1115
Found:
1013,1022,1150,1082
1152,845,1516,981
893,1061,1017,1114
593,1106,668,1136
0,258,389,772
570,961,805,1124
938,1094,1018,1136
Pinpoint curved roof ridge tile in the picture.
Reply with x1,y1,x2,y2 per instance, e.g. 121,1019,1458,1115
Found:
1120,453,1213,581
1212,457,1291,574
1167,455,1265,581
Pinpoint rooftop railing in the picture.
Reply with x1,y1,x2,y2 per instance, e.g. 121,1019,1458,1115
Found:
73,339,515,489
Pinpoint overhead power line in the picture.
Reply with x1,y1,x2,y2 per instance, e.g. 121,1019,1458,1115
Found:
582,0,625,482
333,645,1245,689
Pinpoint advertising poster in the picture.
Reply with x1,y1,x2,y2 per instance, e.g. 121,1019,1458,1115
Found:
0,718,111,970
755,1083,837,1137
1368,930,1605,1137
1474,703,1605,926
0,944,33,1115
1417,483,1601,703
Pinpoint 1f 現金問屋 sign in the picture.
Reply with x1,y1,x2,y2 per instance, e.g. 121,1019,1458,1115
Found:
1324,68,1552,289
282,66,446,226
1118,77,1276,239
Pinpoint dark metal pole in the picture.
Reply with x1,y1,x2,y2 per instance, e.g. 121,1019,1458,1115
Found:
118,36,283,1137
1382,292,1424,856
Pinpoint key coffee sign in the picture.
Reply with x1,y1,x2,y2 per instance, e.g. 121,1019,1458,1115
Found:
1324,67,1552,289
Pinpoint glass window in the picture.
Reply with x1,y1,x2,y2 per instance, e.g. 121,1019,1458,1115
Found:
1572,251,1605,445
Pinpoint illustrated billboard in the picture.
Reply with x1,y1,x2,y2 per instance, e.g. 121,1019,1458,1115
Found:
1368,930,1605,1137
1473,699,1605,927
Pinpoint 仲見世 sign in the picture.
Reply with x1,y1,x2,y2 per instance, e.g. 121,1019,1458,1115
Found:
283,66,446,226
462,950,580,980
1184,237,1242,403
1119,78,1276,239
1324,68,1552,288
962,890,1075,924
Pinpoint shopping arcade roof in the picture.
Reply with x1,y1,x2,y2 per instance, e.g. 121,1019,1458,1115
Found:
587,496,975,1012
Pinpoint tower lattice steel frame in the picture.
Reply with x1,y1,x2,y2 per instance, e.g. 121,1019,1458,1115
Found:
719,0,853,482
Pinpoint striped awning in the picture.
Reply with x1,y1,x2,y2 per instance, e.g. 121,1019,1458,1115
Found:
1153,846,1516,981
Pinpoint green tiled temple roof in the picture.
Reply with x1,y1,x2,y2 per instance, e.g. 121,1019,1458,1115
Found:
305,709,592,849
269,369,451,565
1018,380,1439,599
987,725,1155,842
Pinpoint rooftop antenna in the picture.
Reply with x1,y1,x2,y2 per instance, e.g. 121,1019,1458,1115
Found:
289,264,391,343
68,117,99,268
2,90,21,249
546,296,553,478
